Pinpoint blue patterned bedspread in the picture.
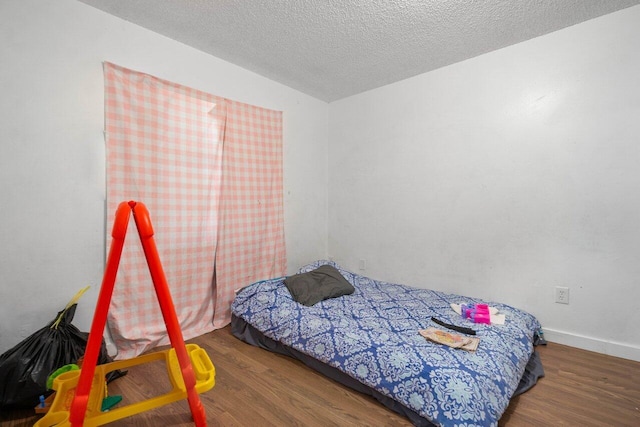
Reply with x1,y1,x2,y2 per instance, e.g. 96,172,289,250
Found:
231,260,541,427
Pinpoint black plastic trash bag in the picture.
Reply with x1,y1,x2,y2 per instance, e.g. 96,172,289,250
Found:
0,289,122,408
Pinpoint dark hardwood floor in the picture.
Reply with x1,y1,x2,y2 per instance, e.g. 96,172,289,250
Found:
1,326,639,426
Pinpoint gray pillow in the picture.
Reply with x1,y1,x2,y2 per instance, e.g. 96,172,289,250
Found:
284,265,355,306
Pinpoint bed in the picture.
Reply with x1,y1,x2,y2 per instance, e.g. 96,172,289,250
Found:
231,260,544,427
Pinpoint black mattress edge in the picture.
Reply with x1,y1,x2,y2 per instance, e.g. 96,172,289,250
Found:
230,313,543,427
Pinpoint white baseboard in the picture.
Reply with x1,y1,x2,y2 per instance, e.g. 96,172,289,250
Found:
542,328,640,362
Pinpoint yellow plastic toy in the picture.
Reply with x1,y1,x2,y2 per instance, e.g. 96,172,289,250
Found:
34,344,214,427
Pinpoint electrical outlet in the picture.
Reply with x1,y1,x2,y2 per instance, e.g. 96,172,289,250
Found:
555,286,570,304
359,259,366,271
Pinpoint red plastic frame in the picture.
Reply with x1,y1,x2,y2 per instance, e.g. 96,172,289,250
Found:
68,201,206,426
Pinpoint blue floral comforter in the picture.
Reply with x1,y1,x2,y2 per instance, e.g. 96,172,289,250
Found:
231,261,541,427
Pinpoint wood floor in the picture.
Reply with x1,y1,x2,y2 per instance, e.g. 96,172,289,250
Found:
1,326,639,426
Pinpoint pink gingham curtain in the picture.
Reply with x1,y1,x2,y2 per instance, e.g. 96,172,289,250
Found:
104,63,285,358
213,100,286,328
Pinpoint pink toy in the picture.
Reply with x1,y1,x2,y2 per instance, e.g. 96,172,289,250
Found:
461,303,491,324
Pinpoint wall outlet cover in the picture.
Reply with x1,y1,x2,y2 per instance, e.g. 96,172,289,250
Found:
555,286,570,304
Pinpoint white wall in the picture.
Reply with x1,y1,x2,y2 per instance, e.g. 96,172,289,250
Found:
328,6,640,361
2,1,638,363
0,0,328,355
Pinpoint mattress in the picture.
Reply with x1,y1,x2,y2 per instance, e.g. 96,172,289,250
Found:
231,260,543,427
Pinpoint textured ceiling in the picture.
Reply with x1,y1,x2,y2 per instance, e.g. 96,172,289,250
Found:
78,0,640,102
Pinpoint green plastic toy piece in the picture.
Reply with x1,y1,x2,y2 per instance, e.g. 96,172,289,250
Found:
46,364,79,390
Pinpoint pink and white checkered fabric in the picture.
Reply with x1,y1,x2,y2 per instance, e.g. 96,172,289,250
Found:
104,62,285,359
213,100,287,328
